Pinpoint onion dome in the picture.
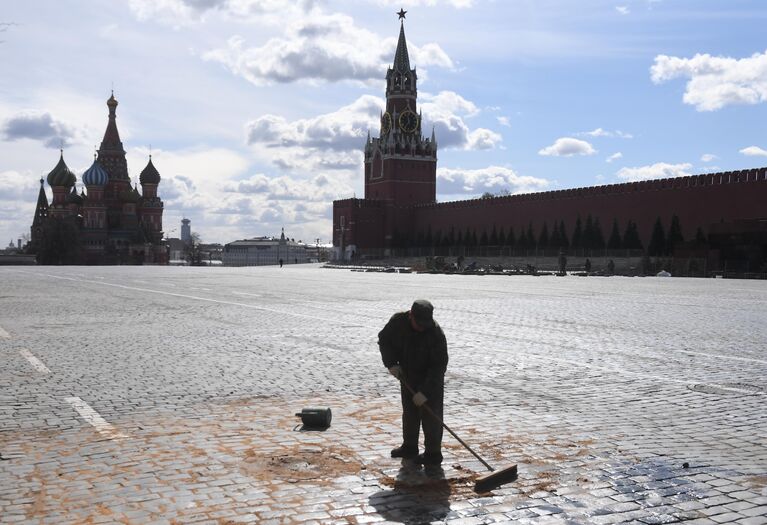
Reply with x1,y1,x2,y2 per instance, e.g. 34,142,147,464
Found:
46,151,77,188
82,158,109,186
67,186,83,205
139,157,161,184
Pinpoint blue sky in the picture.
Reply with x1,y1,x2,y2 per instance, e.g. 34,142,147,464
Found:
1,0,765,246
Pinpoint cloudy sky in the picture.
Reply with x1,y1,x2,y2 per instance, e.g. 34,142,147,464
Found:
1,1,765,246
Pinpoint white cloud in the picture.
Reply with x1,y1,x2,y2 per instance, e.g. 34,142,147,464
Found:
616,162,693,182
0,170,43,245
651,49,767,111
0,169,41,202
606,152,623,163
616,6,630,15
437,166,549,196
422,91,479,117
128,0,315,25
538,137,596,157
466,128,502,150
496,116,511,127
579,128,633,139
203,13,453,85
1,111,86,148
246,95,382,152
246,91,500,169
374,0,475,8
223,173,347,202
420,91,502,150
700,153,718,162
739,146,767,157
125,145,348,243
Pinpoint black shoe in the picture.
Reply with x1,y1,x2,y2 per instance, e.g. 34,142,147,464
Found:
416,453,443,466
391,446,418,459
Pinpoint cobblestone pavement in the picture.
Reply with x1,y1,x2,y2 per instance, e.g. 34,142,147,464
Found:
0,265,765,525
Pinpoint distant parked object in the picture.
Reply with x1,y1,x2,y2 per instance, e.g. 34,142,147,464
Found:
657,270,671,277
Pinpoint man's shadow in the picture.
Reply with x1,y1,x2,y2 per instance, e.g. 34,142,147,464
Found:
368,461,452,524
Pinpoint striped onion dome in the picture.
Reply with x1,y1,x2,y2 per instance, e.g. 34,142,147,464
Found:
139,157,161,184
46,152,77,188
82,158,109,186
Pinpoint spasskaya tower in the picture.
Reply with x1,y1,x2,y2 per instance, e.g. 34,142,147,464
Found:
333,9,438,260
364,9,438,204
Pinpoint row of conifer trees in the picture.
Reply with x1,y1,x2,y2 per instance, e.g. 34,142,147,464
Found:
396,214,706,256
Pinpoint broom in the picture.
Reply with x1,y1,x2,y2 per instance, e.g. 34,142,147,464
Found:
399,378,518,493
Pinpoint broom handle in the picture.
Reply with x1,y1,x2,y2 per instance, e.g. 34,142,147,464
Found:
400,378,494,472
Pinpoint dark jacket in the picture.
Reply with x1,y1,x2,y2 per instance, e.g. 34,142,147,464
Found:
378,311,448,395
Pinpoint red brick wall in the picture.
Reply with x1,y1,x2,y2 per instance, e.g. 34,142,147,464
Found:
409,168,767,247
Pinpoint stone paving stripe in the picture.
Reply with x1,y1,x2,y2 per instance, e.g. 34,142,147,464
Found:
232,291,262,297
21,271,379,328
0,325,9,338
17,269,761,392
676,349,767,365
19,349,51,374
64,396,127,439
704,384,766,395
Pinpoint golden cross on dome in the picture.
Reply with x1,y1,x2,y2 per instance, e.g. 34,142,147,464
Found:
397,8,407,20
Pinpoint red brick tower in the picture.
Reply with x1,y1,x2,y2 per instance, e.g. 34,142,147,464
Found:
98,92,131,229
364,12,437,205
138,156,165,245
333,10,438,260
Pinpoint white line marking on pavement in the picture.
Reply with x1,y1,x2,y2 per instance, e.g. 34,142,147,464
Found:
705,384,764,395
19,270,764,391
0,326,9,338
19,349,51,374
23,271,378,327
64,397,127,439
676,348,767,365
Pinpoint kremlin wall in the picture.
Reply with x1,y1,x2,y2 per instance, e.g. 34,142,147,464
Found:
333,19,767,274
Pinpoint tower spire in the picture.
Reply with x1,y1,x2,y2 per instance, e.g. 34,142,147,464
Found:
34,177,49,219
393,18,411,72
97,91,129,180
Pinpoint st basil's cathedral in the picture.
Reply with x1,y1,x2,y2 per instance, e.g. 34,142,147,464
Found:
31,93,167,265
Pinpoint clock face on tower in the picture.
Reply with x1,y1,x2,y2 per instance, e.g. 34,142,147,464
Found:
381,112,392,134
399,110,418,133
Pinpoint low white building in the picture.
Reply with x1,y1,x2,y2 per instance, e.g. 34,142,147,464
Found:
223,230,310,267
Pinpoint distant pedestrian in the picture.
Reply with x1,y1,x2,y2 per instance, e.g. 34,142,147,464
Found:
294,257,298,264
279,258,283,268
585,258,592,273
558,251,567,275
379,300,448,466
607,259,615,275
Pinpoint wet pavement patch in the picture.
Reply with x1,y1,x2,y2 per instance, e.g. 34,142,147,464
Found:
241,444,362,483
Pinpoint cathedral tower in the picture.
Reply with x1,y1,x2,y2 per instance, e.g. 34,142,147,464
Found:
139,156,164,243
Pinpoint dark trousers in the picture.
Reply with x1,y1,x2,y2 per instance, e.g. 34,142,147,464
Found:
400,381,444,459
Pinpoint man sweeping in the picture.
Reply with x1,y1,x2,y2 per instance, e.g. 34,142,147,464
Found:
379,299,448,466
